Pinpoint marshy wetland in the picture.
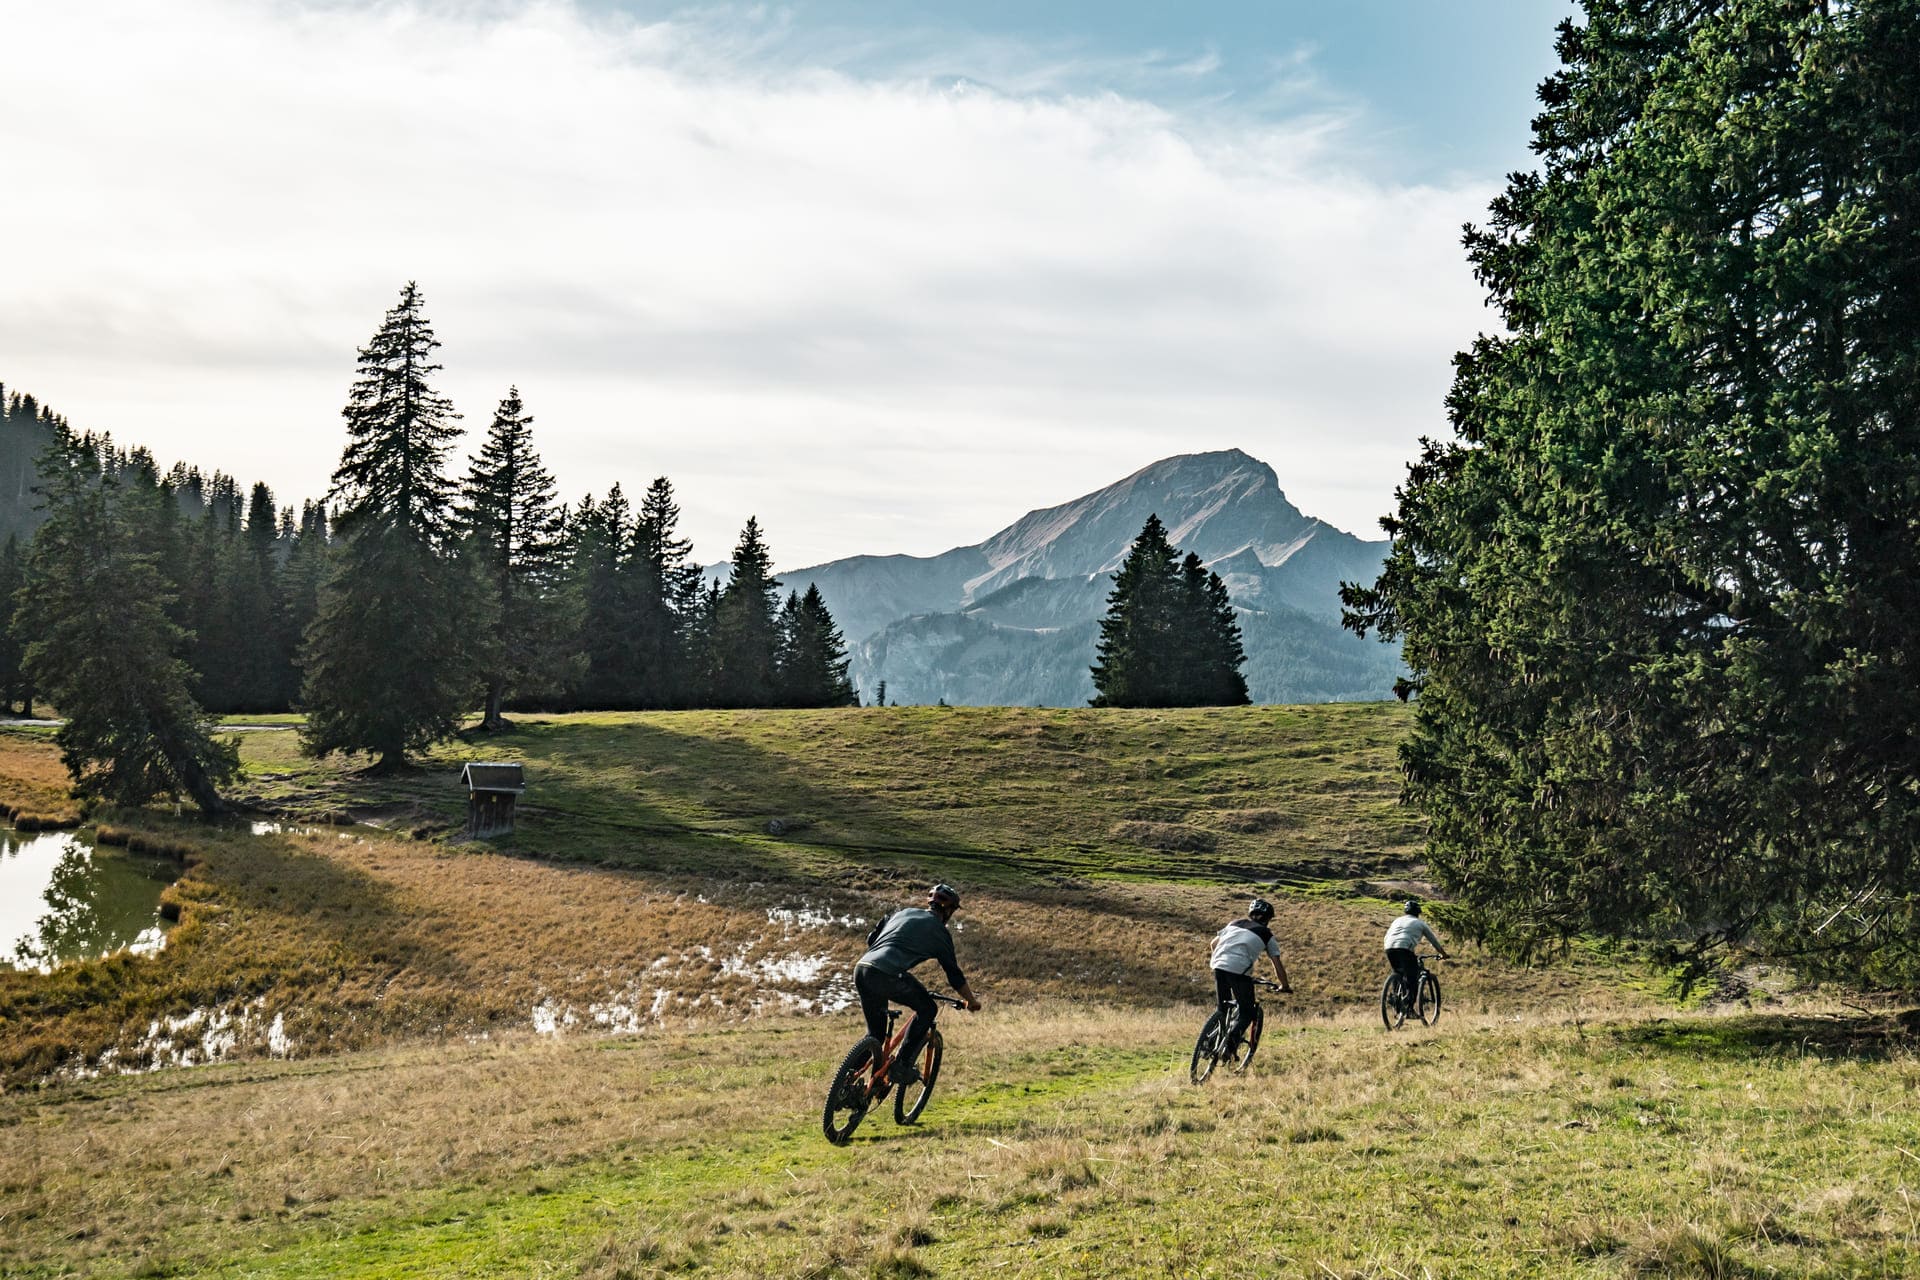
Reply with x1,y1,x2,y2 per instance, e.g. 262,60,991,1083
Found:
1,706,1916,1278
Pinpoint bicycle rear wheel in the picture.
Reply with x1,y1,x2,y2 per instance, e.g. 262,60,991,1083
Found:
823,1037,879,1145
1417,972,1442,1026
893,1030,944,1125
1226,1005,1264,1075
1381,976,1407,1030
1189,1009,1224,1084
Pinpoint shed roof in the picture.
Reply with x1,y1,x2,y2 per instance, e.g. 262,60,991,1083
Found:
461,762,526,794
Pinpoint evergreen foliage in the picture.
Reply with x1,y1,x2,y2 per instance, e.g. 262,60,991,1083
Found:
301,283,471,771
458,388,570,729
1343,0,1920,977
628,477,701,709
711,518,783,708
18,432,236,812
1090,515,1250,707
0,535,29,714
776,583,857,707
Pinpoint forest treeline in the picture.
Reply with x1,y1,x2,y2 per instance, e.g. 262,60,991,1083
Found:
0,299,856,751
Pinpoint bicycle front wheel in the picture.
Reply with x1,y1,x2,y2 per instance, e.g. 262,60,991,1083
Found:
1189,1009,1224,1084
823,1037,879,1145
1417,972,1442,1026
1226,1005,1264,1075
1381,976,1407,1030
894,1030,944,1125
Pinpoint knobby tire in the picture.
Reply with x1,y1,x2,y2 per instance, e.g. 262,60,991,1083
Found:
1418,971,1442,1026
823,1037,879,1145
1189,1009,1224,1084
1226,1004,1264,1075
893,1030,944,1125
1381,975,1407,1030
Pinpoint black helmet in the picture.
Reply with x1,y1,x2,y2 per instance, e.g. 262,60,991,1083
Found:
1404,899,1422,916
929,883,961,911
1247,898,1274,923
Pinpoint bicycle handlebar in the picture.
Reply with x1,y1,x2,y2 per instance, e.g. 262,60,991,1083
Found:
933,994,968,1009
1250,978,1289,991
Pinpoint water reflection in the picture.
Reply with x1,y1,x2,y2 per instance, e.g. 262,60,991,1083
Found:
0,829,177,971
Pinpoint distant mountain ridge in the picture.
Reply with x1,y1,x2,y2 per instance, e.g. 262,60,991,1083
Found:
780,450,1400,707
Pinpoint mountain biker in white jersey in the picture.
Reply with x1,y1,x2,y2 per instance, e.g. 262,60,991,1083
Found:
1209,898,1291,1053
1383,899,1448,1008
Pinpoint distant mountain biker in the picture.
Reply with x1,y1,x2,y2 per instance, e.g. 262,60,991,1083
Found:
1384,900,1448,1008
1210,898,1291,1053
855,884,981,1085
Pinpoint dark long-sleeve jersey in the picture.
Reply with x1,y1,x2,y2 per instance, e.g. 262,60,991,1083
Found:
857,907,966,988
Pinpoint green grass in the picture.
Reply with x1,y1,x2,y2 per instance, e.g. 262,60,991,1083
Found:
6,1005,1918,1278
231,703,1424,885
6,703,1915,1277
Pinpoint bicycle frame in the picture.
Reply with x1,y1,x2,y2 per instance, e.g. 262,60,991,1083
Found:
858,996,963,1102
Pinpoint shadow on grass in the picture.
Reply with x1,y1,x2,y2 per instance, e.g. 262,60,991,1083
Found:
1610,1010,1920,1062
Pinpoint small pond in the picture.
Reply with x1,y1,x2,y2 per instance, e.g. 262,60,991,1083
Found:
0,828,178,971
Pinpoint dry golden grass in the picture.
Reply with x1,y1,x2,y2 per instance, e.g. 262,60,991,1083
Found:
0,730,81,826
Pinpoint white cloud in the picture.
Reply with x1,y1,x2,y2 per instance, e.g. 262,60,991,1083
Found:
0,0,1494,565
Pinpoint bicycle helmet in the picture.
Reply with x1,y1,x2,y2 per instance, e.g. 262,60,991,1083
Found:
1404,899,1422,916
1247,898,1274,923
929,883,961,912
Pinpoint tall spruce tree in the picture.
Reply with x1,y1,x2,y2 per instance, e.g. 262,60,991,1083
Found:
711,517,783,707
572,485,640,708
1176,552,1250,706
301,282,471,770
458,388,568,729
1090,515,1182,707
1091,516,1249,707
1343,0,1920,978
19,434,236,811
776,583,857,707
0,534,26,714
629,476,700,708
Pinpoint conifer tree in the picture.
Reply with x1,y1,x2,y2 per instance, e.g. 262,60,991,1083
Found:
1344,0,1920,975
711,517,783,707
776,583,858,707
572,485,640,708
1090,515,1182,707
1177,552,1250,706
1091,515,1249,707
301,282,471,770
0,534,26,714
628,476,700,708
19,434,236,811
458,388,569,729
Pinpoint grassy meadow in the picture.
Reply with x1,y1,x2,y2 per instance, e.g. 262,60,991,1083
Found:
2,704,1917,1278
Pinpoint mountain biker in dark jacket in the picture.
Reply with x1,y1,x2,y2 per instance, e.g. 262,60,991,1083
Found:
1210,898,1291,1052
855,883,981,1085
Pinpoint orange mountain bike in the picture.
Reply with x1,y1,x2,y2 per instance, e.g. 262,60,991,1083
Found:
822,994,965,1145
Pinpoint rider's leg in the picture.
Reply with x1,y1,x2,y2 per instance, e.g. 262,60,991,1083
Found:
1212,968,1237,1039
853,963,892,1042
889,973,940,1083
1386,948,1419,1009
1221,970,1257,1050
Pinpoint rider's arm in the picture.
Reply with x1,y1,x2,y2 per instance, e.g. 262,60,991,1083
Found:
1271,954,1292,993
935,934,980,1010
1424,921,1448,958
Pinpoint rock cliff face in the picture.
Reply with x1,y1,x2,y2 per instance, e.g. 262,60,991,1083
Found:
779,449,1401,706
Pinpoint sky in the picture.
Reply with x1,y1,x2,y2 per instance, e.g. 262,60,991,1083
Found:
2,0,1575,568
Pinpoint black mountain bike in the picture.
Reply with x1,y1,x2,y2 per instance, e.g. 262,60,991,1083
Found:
822,995,965,1145
1381,952,1442,1029
1189,978,1284,1083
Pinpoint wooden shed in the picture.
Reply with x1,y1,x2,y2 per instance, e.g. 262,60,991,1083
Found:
461,762,525,838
